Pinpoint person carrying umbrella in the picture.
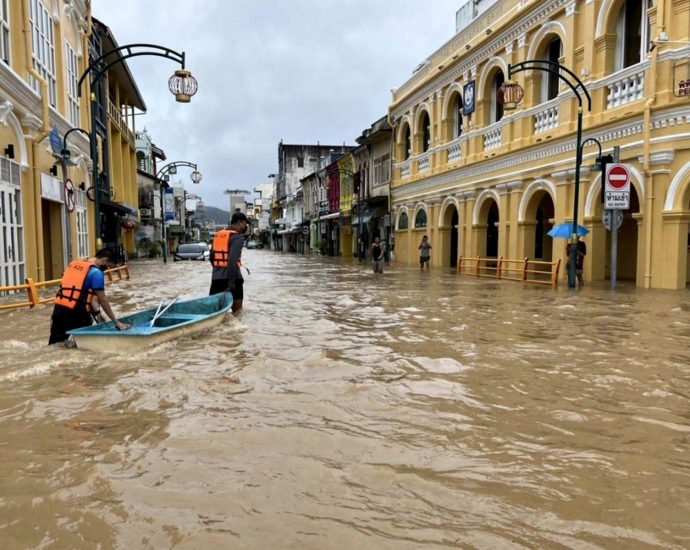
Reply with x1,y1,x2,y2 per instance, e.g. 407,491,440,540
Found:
566,236,587,287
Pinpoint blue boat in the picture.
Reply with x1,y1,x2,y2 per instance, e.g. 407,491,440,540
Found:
68,293,233,352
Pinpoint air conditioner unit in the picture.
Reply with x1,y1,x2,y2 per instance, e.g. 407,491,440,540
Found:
140,208,152,218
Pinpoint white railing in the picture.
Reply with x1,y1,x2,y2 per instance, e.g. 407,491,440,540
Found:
606,69,645,109
417,153,430,173
441,136,463,163
534,105,559,134
447,142,462,163
398,160,411,178
483,126,502,150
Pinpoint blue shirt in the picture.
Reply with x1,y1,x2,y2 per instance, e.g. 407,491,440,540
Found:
83,266,105,292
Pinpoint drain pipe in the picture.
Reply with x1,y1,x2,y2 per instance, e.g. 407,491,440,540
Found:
641,39,659,288
21,0,51,281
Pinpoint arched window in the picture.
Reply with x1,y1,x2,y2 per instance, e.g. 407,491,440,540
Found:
543,38,562,102
491,71,505,123
453,94,463,139
403,125,411,160
398,212,409,230
421,112,431,152
414,209,427,228
615,0,652,71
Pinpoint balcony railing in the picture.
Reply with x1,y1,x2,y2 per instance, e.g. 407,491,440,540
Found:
107,99,135,147
396,159,411,178
417,153,430,173
483,126,502,150
534,104,559,134
603,61,649,110
442,136,463,163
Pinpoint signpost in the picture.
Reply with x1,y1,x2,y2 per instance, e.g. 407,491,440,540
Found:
64,178,76,213
603,150,626,289
604,163,631,209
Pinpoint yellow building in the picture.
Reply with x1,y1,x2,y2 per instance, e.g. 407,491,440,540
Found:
0,1,142,287
389,0,690,289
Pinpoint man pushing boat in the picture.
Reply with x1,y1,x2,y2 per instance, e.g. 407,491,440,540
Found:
48,248,130,345
209,212,248,314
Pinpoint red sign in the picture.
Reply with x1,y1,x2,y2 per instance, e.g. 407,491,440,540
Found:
606,164,630,190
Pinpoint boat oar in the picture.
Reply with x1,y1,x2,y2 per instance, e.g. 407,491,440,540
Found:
149,299,164,326
149,297,178,327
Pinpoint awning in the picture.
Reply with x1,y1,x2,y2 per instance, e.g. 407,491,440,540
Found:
319,212,340,221
352,204,388,226
99,197,128,214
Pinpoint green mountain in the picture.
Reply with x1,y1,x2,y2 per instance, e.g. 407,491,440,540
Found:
195,205,230,225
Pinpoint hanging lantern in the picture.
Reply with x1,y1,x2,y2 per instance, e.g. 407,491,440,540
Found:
497,80,525,111
190,170,203,184
168,69,198,103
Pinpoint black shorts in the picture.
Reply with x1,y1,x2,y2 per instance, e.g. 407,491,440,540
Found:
48,305,92,345
209,279,243,300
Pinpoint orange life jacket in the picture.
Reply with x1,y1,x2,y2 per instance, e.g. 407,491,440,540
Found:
54,259,97,312
211,229,242,268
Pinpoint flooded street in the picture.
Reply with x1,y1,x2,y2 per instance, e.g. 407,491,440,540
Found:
1,250,690,549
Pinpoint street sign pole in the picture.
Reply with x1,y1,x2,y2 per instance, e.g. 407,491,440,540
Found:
609,146,620,290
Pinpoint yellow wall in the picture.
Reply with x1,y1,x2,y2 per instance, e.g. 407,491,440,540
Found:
389,0,690,289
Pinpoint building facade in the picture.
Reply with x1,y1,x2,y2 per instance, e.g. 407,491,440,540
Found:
0,0,92,283
389,0,690,289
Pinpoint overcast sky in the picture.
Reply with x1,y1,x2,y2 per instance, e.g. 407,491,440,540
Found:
92,1,461,210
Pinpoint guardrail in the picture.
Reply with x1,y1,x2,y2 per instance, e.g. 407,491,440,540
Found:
0,265,130,312
457,256,560,288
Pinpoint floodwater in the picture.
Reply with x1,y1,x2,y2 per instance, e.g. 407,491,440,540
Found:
1,251,689,549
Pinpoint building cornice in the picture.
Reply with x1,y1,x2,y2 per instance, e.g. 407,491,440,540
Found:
391,106,690,204
392,0,569,118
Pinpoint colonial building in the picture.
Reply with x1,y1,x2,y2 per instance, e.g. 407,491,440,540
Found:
89,17,143,262
389,0,690,289
0,0,92,283
135,128,166,252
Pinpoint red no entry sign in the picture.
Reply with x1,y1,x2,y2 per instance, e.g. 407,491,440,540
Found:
606,164,630,190
604,163,631,209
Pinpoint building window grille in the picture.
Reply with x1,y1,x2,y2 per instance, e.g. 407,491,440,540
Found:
453,94,464,139
65,42,80,127
491,71,505,123
0,0,10,66
615,0,652,71
29,0,56,107
543,38,562,101
421,112,431,152
76,190,89,259
414,209,427,228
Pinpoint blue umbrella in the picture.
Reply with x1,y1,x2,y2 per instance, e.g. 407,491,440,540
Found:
547,223,589,239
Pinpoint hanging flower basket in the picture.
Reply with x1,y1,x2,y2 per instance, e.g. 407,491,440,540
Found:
120,219,137,230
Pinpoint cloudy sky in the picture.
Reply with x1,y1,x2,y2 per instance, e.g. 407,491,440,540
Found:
93,1,461,209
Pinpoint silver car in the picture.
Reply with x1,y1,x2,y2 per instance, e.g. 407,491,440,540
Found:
173,243,210,262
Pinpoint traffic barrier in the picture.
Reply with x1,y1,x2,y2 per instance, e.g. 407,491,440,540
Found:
457,256,560,288
0,265,130,311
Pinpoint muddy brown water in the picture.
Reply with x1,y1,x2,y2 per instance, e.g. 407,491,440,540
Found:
1,251,689,549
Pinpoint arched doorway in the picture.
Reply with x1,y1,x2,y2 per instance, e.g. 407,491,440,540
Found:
440,203,459,268
593,185,641,282
450,209,459,267
487,201,499,257
534,194,555,260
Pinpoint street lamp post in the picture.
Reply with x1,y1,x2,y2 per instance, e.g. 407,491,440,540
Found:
77,43,198,250
502,60,591,288
156,161,201,263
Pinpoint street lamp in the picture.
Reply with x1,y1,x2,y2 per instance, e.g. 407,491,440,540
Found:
156,161,201,263
77,43,198,250
502,60,592,288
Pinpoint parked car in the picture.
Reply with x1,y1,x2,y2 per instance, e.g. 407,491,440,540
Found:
174,243,210,262
246,240,264,249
